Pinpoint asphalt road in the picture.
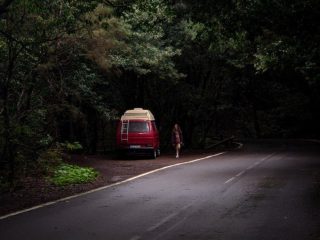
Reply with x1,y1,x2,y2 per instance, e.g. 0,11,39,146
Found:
1,140,319,240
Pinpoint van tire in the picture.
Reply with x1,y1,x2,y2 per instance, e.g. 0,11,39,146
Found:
152,149,157,159
156,148,160,157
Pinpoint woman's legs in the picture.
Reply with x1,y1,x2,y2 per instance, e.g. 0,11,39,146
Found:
175,143,181,158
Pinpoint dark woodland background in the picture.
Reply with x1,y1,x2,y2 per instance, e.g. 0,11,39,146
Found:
1,0,319,182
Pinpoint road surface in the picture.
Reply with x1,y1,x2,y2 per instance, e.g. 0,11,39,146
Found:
1,140,319,240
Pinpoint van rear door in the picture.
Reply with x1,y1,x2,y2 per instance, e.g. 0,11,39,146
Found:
127,121,154,147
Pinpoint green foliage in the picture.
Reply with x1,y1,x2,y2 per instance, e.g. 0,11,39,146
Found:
179,19,206,42
110,0,183,79
36,145,63,174
59,141,83,153
254,36,296,73
50,163,98,186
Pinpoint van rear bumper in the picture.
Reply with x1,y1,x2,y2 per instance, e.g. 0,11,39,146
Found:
116,146,156,156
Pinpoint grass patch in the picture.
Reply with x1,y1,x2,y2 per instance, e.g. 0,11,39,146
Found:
50,164,98,186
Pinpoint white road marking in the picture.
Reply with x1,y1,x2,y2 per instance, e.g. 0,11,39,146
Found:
147,212,178,232
246,165,254,170
147,204,192,232
224,152,276,184
236,170,246,177
0,152,226,220
225,177,236,184
152,214,190,240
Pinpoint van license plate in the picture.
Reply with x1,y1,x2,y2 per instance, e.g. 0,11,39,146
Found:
130,145,141,149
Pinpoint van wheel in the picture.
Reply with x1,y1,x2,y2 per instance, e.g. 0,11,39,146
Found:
152,149,157,159
156,149,160,157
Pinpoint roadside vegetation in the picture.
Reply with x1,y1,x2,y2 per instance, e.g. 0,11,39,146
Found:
1,0,320,188
50,164,98,187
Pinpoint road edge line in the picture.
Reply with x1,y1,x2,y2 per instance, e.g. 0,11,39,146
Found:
0,152,226,220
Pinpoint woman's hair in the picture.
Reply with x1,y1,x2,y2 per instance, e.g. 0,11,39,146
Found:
172,123,181,132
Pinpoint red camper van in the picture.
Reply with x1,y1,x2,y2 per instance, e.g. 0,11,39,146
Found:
116,108,160,159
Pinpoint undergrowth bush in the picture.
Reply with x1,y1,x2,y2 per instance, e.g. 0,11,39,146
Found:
37,146,63,175
50,164,98,186
59,141,83,153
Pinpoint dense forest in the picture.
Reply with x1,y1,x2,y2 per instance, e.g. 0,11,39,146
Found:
1,0,320,183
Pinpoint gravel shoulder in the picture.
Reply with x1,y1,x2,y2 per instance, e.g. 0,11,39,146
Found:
0,148,227,217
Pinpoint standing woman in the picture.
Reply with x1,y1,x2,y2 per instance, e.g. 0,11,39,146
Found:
172,123,183,158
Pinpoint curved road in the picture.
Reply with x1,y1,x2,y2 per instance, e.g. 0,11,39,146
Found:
1,140,320,240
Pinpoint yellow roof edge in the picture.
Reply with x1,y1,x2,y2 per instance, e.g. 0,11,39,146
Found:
120,108,155,121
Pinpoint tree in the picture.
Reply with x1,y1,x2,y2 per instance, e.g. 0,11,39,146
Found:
176,0,320,138
0,0,123,184
110,0,182,79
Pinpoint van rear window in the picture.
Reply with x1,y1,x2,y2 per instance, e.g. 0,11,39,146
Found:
128,122,149,132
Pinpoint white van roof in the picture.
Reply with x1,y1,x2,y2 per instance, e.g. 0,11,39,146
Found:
121,108,155,121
